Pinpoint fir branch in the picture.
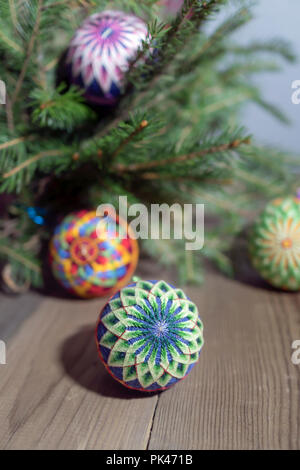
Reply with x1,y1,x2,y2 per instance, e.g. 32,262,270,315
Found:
9,0,18,30
0,244,41,274
31,85,97,131
188,7,252,66
11,0,43,107
2,149,63,179
253,96,289,124
43,57,58,72
138,173,233,184
5,94,15,133
229,39,296,63
128,2,199,102
189,187,251,217
41,0,69,9
0,0,297,287
115,137,251,173
111,120,149,160
0,29,23,53
97,0,224,138
0,136,34,151
202,92,252,114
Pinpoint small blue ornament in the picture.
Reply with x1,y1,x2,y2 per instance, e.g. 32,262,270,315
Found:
17,203,47,226
26,206,47,225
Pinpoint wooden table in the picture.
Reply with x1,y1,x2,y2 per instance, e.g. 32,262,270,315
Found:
0,260,300,450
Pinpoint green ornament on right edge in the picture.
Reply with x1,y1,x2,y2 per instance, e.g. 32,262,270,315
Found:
249,196,300,291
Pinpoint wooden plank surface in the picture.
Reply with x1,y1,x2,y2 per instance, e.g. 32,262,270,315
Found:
0,297,158,450
0,292,41,341
0,261,300,449
148,272,300,450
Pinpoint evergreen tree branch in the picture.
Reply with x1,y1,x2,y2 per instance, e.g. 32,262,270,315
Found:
137,173,233,184
9,0,18,31
115,137,251,173
187,7,252,67
189,187,251,217
5,94,15,133
31,85,96,130
0,244,41,274
0,29,23,53
11,0,43,107
41,0,69,9
95,0,223,139
2,149,63,179
0,0,297,287
0,136,33,151
111,120,149,160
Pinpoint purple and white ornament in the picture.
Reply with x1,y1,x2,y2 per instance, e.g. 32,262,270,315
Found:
66,10,148,105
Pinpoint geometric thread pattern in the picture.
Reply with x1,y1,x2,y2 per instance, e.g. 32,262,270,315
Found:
96,280,204,391
66,10,148,105
250,197,300,291
50,210,139,298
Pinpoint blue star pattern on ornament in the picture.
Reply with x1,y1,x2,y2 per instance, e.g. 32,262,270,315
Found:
66,10,148,105
96,280,204,391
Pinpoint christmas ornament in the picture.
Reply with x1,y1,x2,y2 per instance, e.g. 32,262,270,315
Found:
65,10,148,105
17,203,47,226
50,210,138,298
250,196,300,290
96,279,204,392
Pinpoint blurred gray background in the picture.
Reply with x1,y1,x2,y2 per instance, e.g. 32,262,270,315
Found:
231,0,300,152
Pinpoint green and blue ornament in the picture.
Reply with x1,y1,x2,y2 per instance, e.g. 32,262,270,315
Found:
96,279,204,392
249,195,300,291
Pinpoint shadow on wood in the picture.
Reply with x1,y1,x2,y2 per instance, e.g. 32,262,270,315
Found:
60,325,159,400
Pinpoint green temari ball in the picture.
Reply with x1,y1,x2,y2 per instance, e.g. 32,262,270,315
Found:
250,197,300,291
96,279,204,391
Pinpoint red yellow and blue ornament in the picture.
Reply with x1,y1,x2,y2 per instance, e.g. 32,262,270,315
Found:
50,210,139,298
96,279,204,392
65,10,148,105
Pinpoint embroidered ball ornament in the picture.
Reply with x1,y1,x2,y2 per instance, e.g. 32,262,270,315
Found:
50,210,138,298
65,10,148,105
96,279,204,392
250,197,300,291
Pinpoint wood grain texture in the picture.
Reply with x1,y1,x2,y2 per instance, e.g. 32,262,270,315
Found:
0,297,158,450
0,262,300,449
148,272,300,450
0,292,41,341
